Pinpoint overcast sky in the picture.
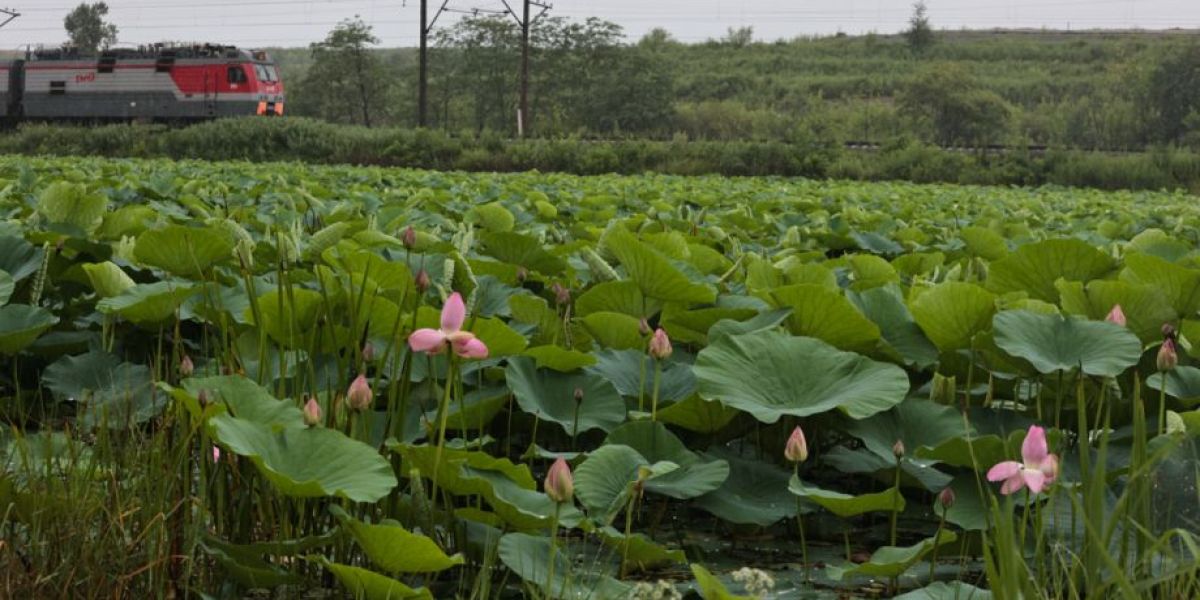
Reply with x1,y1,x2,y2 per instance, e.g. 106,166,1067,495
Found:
4,0,1199,50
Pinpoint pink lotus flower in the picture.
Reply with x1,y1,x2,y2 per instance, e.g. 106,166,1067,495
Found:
648,328,672,360
784,426,808,463
407,292,489,359
986,425,1059,495
347,374,373,411
545,457,574,503
1105,304,1126,327
212,446,221,463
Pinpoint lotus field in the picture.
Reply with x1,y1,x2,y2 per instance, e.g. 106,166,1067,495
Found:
3,155,1200,599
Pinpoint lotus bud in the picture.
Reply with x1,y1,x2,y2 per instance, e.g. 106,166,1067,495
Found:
516,266,528,283
415,269,431,294
1163,322,1178,340
892,439,906,459
938,487,956,509
212,446,221,463
402,225,417,250
197,389,210,407
552,282,570,306
1158,339,1179,372
179,354,194,377
347,374,373,411
649,328,673,360
361,342,376,363
784,426,808,463
545,457,574,504
303,396,322,427
573,387,584,404
639,317,651,336
1105,304,1126,327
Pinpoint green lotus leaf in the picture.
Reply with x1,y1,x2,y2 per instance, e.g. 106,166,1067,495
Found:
470,202,515,233
933,475,989,531
781,260,837,288
694,329,909,423
479,231,567,275
97,281,198,325
574,280,660,318
656,395,740,433
788,476,905,518
845,398,968,464
0,304,58,354
585,348,696,403
582,311,645,350
210,415,396,502
395,444,584,530
0,236,42,282
181,375,306,428
329,505,463,573
707,307,792,344
770,284,881,353
1057,278,1176,344
244,288,324,347
0,270,11,305
506,356,626,435
1126,229,1191,263
134,224,235,276
81,262,135,298
694,447,797,526
821,446,951,492
427,386,509,432
596,526,686,572
892,252,945,279
849,284,939,368
603,421,729,499
302,221,355,261
315,557,433,600
691,564,752,600
909,281,996,352
1147,367,1200,408
603,226,716,304
37,181,108,235
894,582,992,600
202,537,303,589
574,444,678,525
498,532,632,600
1119,252,1200,319
986,238,1115,302
960,226,1009,261
827,530,958,580
522,345,596,371
321,248,416,302
844,254,900,290
43,351,160,428
661,306,757,345
992,310,1142,377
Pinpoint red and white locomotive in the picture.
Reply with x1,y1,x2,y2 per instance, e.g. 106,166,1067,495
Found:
1,44,285,122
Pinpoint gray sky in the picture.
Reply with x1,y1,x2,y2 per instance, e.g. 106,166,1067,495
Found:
4,0,1200,50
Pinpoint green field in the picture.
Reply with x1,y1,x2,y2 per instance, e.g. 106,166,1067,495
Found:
1,156,1199,598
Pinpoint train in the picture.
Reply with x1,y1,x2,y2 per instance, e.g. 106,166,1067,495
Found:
1,44,285,122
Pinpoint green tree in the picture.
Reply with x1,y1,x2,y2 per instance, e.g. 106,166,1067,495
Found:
63,2,118,53
293,17,390,127
899,63,1012,146
1145,44,1200,145
905,2,935,56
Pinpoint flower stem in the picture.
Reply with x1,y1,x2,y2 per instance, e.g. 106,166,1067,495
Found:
650,360,663,422
428,358,456,532
929,509,947,583
620,488,638,579
794,463,809,582
546,502,562,597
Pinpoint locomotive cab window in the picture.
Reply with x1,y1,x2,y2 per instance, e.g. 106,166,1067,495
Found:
227,66,248,85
